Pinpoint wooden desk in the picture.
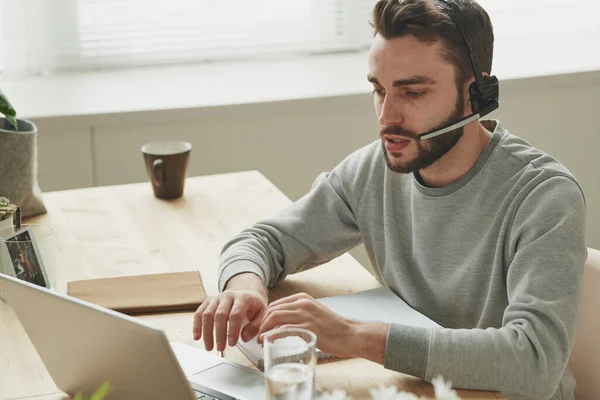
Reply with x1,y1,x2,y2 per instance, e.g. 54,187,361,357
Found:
0,171,504,400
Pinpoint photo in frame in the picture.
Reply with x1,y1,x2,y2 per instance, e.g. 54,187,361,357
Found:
0,226,50,288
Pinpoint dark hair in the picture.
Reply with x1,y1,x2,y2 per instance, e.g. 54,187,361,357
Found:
371,0,494,88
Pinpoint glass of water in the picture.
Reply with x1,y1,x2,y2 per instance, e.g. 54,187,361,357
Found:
264,327,317,400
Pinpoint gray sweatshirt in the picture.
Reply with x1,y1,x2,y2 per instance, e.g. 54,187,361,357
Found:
218,121,587,400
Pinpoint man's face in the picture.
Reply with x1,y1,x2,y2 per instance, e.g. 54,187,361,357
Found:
368,34,467,174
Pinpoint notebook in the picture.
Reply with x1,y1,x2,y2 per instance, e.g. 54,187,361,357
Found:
67,271,207,315
236,287,441,370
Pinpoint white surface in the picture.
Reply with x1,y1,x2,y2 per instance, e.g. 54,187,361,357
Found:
2,52,371,119
170,341,266,400
192,363,266,400
169,342,224,377
317,287,441,328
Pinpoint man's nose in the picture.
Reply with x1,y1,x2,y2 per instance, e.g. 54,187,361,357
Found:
378,96,405,127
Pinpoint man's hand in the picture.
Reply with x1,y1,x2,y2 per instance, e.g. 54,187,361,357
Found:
256,293,359,359
193,273,268,352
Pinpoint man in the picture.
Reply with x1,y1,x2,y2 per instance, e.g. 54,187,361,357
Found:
193,1,587,399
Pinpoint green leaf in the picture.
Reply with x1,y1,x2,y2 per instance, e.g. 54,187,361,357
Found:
89,381,112,400
0,89,17,117
0,89,18,130
4,115,18,130
73,394,84,400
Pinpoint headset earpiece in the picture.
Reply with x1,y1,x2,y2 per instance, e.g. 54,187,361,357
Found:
480,75,500,107
469,81,482,113
469,75,499,114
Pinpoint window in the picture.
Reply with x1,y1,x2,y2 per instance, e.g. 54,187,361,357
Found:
0,0,376,76
1,0,597,77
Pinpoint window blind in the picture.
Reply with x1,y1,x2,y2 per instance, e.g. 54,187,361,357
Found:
0,0,597,77
0,0,376,76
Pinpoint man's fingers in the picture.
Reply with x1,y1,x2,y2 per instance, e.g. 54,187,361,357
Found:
214,296,234,352
258,324,297,344
258,310,301,337
259,300,297,333
268,292,313,308
262,297,314,329
227,301,249,347
241,307,266,342
193,299,212,340
202,299,220,351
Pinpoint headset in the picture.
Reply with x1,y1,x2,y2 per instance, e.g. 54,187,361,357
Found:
417,0,500,141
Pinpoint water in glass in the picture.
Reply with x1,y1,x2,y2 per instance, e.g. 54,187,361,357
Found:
266,362,314,400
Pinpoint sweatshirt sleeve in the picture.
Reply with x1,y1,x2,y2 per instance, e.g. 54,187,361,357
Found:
384,175,587,400
217,143,376,292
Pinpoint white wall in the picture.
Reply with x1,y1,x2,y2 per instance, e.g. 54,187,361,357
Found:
31,70,600,270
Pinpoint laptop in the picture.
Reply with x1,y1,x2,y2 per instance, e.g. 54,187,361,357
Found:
0,273,266,400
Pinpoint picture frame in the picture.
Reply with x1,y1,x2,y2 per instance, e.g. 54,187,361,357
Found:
0,226,50,288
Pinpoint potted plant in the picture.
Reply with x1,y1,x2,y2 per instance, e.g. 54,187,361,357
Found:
0,88,47,218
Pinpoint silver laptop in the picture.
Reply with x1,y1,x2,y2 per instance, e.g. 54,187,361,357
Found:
0,273,266,400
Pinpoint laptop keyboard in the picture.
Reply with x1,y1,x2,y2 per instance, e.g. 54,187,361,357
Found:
192,383,236,400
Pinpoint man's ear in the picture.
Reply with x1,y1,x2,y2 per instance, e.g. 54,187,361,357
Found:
463,77,475,114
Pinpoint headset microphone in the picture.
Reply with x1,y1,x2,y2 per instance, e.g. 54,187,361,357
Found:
417,0,499,142
417,100,498,141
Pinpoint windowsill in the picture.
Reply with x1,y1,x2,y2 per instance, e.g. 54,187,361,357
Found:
3,32,600,121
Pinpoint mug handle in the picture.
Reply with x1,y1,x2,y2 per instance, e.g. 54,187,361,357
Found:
152,159,165,187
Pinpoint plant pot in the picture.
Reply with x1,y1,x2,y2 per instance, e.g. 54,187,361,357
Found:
0,118,46,218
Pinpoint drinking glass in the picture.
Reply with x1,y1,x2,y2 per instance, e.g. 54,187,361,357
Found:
263,328,317,400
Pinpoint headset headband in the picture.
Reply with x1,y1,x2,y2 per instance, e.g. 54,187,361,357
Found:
435,0,486,93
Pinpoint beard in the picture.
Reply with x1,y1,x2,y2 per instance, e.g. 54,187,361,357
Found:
381,94,465,174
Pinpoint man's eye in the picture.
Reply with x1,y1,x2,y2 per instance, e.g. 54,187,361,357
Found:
371,88,385,97
405,91,424,98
